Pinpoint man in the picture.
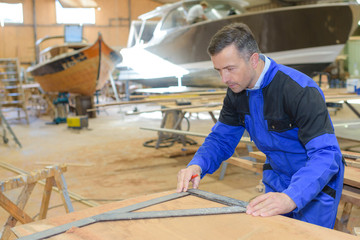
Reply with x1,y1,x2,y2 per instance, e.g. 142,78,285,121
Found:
186,1,208,24
176,23,344,229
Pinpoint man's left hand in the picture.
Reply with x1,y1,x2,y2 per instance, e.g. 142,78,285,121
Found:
246,192,296,217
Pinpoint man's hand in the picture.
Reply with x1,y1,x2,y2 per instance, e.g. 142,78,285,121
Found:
246,192,296,217
176,165,201,193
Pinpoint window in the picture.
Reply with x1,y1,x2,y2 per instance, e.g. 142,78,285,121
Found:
0,3,23,26
55,0,95,24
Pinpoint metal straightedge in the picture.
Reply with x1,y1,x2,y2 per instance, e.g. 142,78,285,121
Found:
17,189,248,240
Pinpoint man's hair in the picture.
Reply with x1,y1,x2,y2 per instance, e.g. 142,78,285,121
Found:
200,1,208,7
207,23,260,60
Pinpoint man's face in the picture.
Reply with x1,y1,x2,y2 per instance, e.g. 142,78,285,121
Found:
211,44,257,93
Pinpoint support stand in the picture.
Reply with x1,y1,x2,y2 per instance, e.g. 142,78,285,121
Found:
0,165,73,240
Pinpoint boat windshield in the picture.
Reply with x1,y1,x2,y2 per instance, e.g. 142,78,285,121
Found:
127,20,159,47
160,0,248,31
128,0,249,47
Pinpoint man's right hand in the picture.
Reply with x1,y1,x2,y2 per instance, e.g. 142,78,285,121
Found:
176,165,201,192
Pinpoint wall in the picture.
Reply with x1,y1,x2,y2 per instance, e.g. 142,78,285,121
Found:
0,0,161,66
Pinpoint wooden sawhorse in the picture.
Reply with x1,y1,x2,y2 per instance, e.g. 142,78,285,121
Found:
0,164,73,240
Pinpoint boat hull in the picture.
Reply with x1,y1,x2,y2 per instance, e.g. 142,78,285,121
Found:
28,36,122,96
150,3,356,66
119,2,360,88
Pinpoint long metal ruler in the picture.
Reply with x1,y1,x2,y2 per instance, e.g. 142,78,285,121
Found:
16,189,248,240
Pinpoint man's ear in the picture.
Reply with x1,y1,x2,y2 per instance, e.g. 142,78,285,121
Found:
250,53,260,69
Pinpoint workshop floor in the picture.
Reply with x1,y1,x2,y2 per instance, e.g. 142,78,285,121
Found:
1,99,360,238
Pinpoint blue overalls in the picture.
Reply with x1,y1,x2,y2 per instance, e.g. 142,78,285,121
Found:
188,57,344,228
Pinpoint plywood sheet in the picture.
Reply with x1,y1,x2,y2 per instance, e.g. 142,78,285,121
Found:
13,190,357,240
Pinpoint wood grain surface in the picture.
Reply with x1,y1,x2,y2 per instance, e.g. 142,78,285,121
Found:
13,190,357,240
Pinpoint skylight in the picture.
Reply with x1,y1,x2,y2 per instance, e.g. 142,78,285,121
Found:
55,0,95,24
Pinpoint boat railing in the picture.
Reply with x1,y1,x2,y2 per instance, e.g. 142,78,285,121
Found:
35,35,88,64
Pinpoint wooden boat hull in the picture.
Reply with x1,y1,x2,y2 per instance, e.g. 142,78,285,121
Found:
28,35,122,96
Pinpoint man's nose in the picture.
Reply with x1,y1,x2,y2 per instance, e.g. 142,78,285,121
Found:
221,72,229,84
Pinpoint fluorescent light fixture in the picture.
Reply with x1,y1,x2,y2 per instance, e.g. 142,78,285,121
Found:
120,47,189,79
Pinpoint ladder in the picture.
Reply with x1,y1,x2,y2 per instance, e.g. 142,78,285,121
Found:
0,58,29,124
0,107,22,148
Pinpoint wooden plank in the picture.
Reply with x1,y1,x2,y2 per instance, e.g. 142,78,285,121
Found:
338,202,353,233
35,162,94,167
0,165,67,192
325,95,360,102
126,103,222,115
341,189,360,206
89,92,225,112
342,150,360,160
344,167,360,189
345,159,360,169
0,161,99,207
0,182,36,240
226,157,263,174
249,151,266,162
140,127,253,144
38,177,54,220
12,191,357,240
0,192,33,224
89,97,200,111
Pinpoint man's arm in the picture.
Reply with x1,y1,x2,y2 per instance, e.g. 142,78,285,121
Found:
176,121,245,192
176,89,245,192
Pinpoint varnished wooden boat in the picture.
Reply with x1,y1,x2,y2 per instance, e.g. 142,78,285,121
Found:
27,34,122,96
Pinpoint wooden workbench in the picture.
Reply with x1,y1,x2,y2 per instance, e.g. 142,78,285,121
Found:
12,190,357,240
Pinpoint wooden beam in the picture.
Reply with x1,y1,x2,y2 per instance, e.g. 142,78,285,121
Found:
88,91,226,112
0,161,99,207
35,162,94,167
342,150,360,160
0,192,33,224
341,189,360,206
249,151,266,162
140,127,253,144
345,159,360,169
0,182,36,240
126,103,222,115
0,165,67,192
38,177,55,220
225,157,263,174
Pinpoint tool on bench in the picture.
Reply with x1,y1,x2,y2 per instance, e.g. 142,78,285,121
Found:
18,189,248,240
